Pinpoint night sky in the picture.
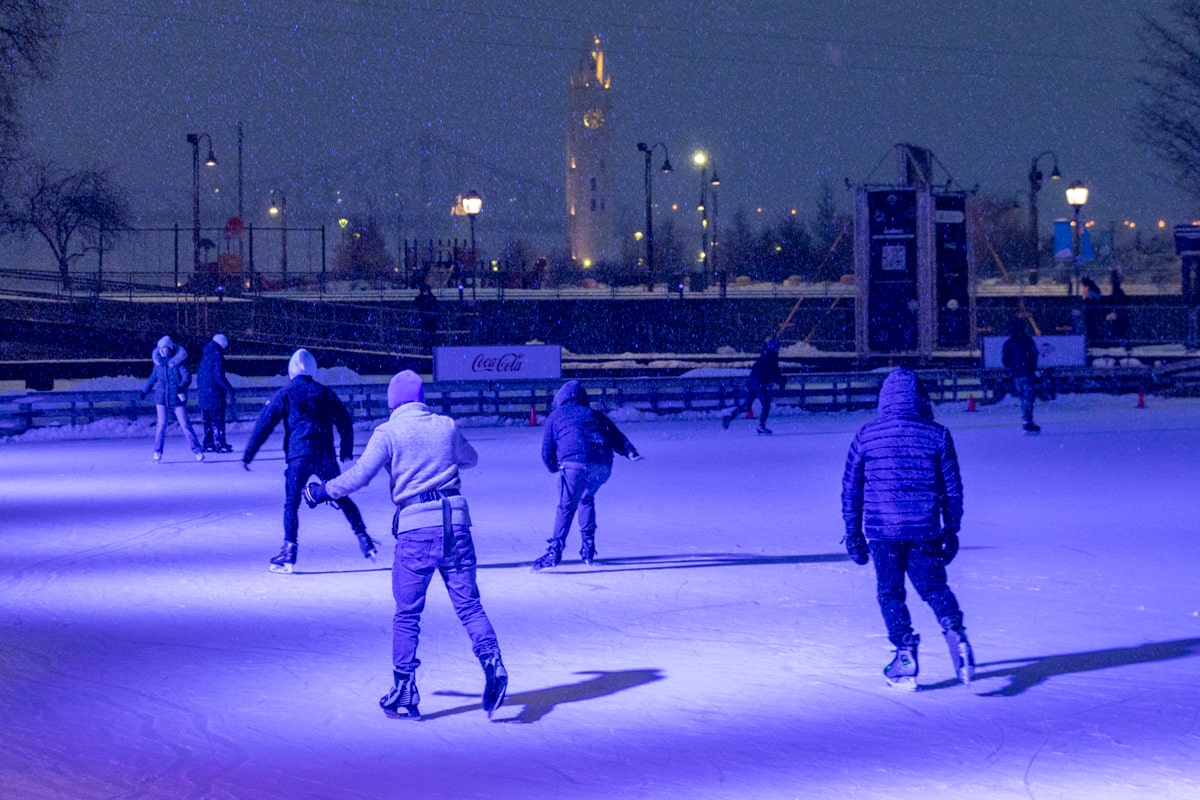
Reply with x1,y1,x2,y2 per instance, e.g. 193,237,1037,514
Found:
22,1,1189,255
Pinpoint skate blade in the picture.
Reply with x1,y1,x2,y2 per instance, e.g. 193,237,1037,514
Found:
382,706,421,721
885,676,918,691
483,680,508,719
268,563,294,574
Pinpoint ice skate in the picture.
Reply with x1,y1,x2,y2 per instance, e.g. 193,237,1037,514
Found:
479,653,508,718
721,414,732,430
756,425,773,435
579,533,597,566
202,441,217,453
531,541,563,572
941,618,976,685
355,529,380,561
1022,421,1041,434
194,450,205,462
379,672,421,720
216,441,234,454
152,451,162,463
269,542,298,574
884,635,920,691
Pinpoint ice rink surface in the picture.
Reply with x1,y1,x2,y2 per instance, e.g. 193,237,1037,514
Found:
2,392,1198,799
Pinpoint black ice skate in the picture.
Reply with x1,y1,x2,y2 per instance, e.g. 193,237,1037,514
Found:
216,442,234,454
941,618,976,685
355,530,380,561
269,542,298,574
531,541,563,572
479,652,508,719
721,414,732,430
756,425,773,435
884,634,920,691
1022,421,1041,434
379,671,421,720
579,534,597,566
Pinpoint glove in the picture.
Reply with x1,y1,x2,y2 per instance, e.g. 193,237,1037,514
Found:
843,531,869,566
177,393,186,403
303,481,333,509
628,449,644,462
938,530,960,563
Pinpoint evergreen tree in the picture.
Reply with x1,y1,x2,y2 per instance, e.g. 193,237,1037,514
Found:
332,214,394,280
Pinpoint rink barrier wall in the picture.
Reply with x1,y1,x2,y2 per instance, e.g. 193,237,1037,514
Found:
0,366,1158,437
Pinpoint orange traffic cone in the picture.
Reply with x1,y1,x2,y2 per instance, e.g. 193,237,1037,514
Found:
1136,390,1146,409
967,395,977,412
529,405,538,426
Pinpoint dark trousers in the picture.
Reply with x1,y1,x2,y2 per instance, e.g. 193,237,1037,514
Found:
283,456,366,544
728,384,773,426
201,407,227,447
392,524,499,673
869,539,963,647
549,462,612,548
1014,375,1036,424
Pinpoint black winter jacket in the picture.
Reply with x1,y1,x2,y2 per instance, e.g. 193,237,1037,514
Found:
141,345,191,407
841,369,963,542
197,341,236,410
242,376,354,463
1002,331,1038,379
748,347,785,392
541,381,636,471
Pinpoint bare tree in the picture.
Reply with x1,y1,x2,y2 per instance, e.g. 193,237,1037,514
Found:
0,1,63,184
5,162,131,286
1135,1,1200,200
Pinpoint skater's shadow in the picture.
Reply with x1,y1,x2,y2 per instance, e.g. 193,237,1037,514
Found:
924,637,1200,695
481,550,984,574
421,668,664,723
291,566,391,575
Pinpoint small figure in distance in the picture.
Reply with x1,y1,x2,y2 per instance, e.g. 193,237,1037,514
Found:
722,335,786,435
141,335,204,463
1002,316,1041,434
198,333,237,453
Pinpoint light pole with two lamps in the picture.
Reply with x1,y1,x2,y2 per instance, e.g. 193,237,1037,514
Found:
636,142,672,291
1066,180,1089,296
462,190,482,300
1027,150,1061,285
268,189,287,282
693,151,710,291
186,133,217,276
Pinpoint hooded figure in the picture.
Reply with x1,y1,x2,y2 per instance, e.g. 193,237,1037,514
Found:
242,348,373,574
1001,317,1040,433
532,380,641,571
141,336,203,462
840,368,972,690
197,333,237,452
722,335,787,434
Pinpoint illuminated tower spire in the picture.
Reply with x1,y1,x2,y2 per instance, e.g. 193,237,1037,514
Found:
565,34,616,268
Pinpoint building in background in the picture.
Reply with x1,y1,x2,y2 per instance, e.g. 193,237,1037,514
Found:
565,35,616,269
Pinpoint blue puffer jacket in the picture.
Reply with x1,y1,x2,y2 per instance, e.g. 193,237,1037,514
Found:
197,340,236,410
541,381,636,471
840,369,963,541
141,344,191,407
242,376,354,463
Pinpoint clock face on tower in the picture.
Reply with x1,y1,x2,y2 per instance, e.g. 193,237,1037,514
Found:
582,108,606,129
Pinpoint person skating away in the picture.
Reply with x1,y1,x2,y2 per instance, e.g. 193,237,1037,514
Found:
840,368,974,690
1002,316,1040,434
532,380,642,572
141,335,204,462
722,335,786,435
241,348,375,574
303,370,507,720
198,333,237,453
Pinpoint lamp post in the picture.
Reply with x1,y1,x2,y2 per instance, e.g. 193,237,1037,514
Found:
694,151,709,290
709,160,722,296
1027,150,1061,285
637,142,672,291
1066,180,1089,296
268,189,287,282
186,133,218,275
462,190,481,300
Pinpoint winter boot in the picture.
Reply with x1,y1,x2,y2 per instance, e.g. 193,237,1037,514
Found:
721,414,732,430
883,634,920,691
379,671,421,720
531,540,564,572
202,439,217,453
216,439,234,454
354,529,379,561
579,533,597,566
153,451,162,463
941,618,976,685
479,652,508,718
756,425,773,435
269,542,298,574
1023,421,1041,434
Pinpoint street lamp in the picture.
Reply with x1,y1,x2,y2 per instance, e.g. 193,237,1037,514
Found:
709,160,722,295
694,151,710,291
1066,180,1089,295
268,189,287,281
462,189,481,300
1027,150,1061,285
186,133,218,275
637,142,672,291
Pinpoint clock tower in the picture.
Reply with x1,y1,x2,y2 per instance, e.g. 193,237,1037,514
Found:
566,35,616,268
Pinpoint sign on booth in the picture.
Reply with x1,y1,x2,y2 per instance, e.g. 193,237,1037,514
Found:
433,345,562,382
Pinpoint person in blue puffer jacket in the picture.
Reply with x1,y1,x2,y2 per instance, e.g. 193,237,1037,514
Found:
140,335,204,463
840,368,974,690
531,380,641,571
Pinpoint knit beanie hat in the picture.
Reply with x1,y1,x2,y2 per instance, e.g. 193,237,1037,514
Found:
288,348,318,379
156,335,174,350
387,370,425,409
213,333,229,349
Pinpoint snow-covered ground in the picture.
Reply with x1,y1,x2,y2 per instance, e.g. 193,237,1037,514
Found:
2,391,1197,799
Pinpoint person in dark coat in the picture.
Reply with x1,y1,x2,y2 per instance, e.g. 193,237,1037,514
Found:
1080,276,1104,344
414,283,438,353
722,335,787,435
1001,316,1040,433
197,333,237,453
840,368,973,690
242,348,375,573
531,380,641,571
140,335,203,462
1105,272,1130,349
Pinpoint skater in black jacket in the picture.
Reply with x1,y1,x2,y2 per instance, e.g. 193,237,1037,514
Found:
840,368,974,690
1002,317,1040,433
242,348,375,573
197,333,237,452
722,336,786,434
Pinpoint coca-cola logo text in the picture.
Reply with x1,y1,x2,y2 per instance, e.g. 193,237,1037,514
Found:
471,352,525,373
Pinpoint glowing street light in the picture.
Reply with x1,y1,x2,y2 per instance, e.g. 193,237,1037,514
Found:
1066,180,1089,295
268,189,287,280
636,142,672,291
463,190,481,300
186,133,217,275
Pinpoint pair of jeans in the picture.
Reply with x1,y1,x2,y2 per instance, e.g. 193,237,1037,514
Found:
282,456,366,544
869,538,963,647
392,524,499,673
154,404,202,455
1013,375,1036,424
550,462,612,549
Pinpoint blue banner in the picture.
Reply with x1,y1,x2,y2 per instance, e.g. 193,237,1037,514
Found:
1054,220,1073,259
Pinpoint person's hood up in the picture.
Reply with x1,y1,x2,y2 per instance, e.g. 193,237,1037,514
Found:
876,368,933,421
288,348,318,380
553,380,589,409
151,337,187,366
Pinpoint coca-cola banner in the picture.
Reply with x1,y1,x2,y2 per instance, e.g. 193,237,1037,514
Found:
433,344,562,382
